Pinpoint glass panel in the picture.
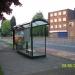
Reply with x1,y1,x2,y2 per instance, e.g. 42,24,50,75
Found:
14,20,47,57
50,19,53,23
54,19,57,22
15,24,32,56
50,13,53,17
50,25,53,28
59,24,62,28
32,21,46,56
23,24,30,28
55,25,57,28
54,13,57,16
23,28,32,56
32,21,48,27
63,11,66,15
58,12,61,15
63,18,66,21
58,18,62,22
15,30,25,50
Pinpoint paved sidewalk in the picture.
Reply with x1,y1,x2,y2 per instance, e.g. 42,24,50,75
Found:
29,68,75,75
0,42,75,75
1,37,75,61
46,48,75,61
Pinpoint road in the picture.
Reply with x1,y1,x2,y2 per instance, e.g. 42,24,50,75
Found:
33,37,75,52
0,37,75,60
0,37,75,52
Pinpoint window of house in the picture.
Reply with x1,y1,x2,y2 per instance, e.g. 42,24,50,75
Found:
50,19,53,23
69,22,74,27
54,13,57,16
59,24,62,28
50,25,53,28
58,12,61,15
63,24,66,27
63,11,66,15
54,19,57,22
55,25,57,28
50,13,53,17
58,18,62,22
63,17,66,21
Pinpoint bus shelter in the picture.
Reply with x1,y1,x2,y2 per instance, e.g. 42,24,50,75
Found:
13,19,48,58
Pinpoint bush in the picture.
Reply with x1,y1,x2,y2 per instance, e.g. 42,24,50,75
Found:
0,66,4,75
1,20,12,36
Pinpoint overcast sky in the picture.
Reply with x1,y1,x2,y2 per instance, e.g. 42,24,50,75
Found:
3,0,75,25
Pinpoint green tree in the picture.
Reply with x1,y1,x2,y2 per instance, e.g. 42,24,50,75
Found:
10,16,16,30
0,28,1,32
32,12,44,36
0,28,1,36
0,0,22,20
1,20,12,36
32,12,44,20
32,12,48,36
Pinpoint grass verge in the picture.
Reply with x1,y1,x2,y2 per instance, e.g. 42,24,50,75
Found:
0,66,4,75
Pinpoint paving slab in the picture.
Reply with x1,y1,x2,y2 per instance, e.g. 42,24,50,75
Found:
0,38,75,75
0,45,75,75
28,68,75,75
46,48,75,61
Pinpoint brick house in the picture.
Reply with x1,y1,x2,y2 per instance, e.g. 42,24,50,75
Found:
68,20,75,39
48,9,75,38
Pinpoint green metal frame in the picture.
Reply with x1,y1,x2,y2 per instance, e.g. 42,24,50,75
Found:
13,19,48,58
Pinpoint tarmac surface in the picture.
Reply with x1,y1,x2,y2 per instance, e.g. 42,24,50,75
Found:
0,40,75,75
